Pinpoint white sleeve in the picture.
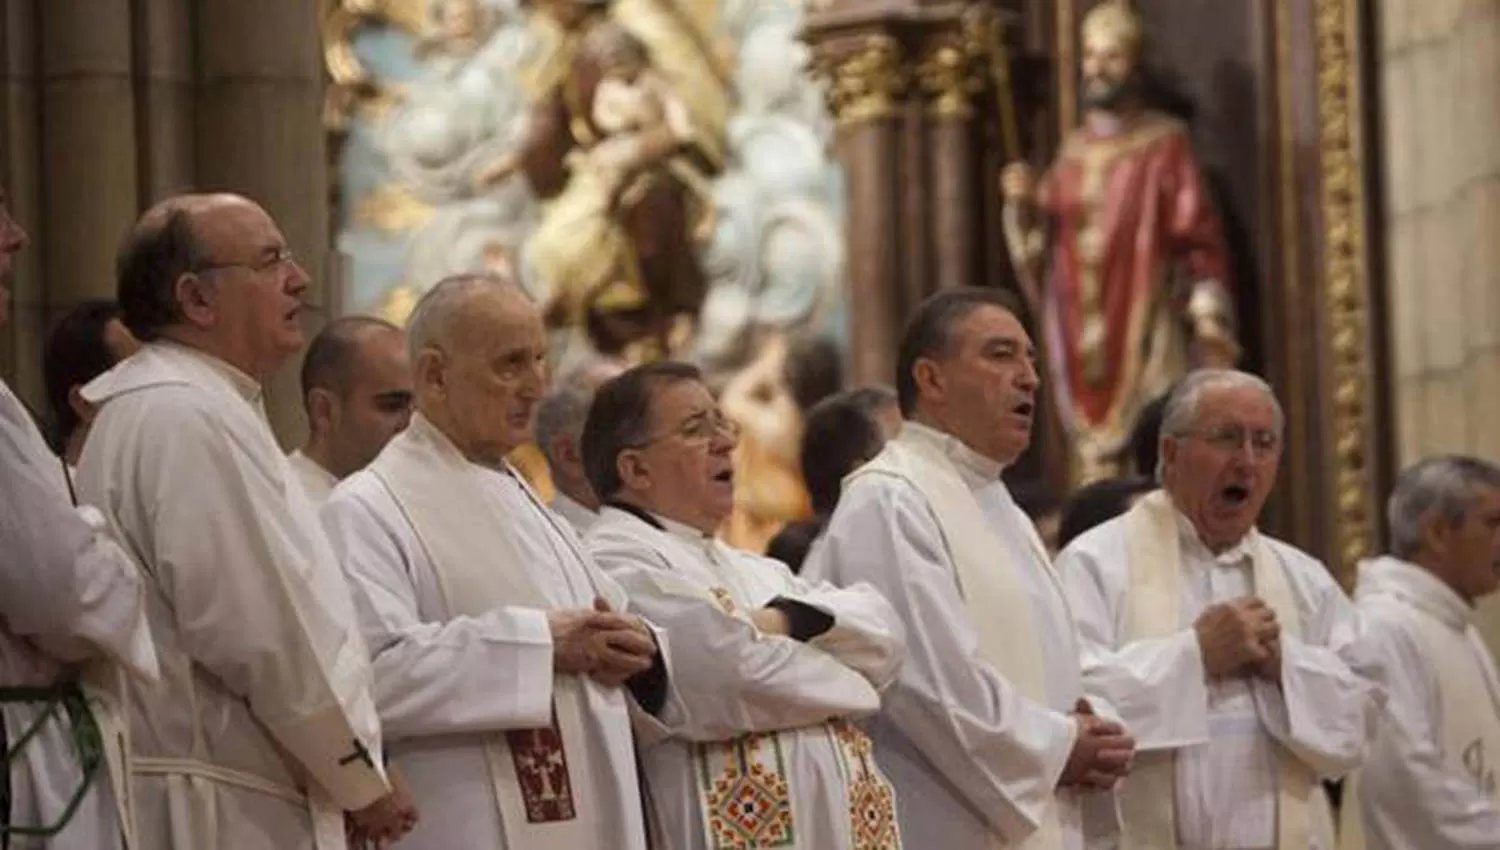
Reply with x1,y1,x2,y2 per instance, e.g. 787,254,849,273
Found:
589,533,880,743
1055,531,1211,751
1252,550,1382,778
117,400,389,811
322,482,555,740
0,418,157,680
808,478,1078,842
1356,614,1500,848
765,552,906,689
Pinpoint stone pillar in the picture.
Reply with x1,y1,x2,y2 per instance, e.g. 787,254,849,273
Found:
1376,0,1500,649
0,1,42,396
39,0,139,331
818,32,907,385
918,35,980,292
195,0,331,446
137,0,197,201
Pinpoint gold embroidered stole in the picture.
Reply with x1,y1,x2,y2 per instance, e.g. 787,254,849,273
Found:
618,515,899,849
854,430,1067,850
1119,491,1313,850
371,414,609,846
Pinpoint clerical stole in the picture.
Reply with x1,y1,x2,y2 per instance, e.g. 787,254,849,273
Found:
370,414,607,846
628,522,899,850
1119,491,1314,850
854,429,1067,850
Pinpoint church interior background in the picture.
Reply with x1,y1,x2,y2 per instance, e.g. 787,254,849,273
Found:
2,0,1499,645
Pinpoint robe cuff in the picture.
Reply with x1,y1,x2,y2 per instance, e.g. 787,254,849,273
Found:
626,647,670,716
261,707,390,811
765,597,834,643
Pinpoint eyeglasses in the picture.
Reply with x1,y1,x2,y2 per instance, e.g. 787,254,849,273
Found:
193,246,297,275
1184,424,1281,455
629,409,741,448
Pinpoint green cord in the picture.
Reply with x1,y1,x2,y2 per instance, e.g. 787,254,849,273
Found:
0,684,103,838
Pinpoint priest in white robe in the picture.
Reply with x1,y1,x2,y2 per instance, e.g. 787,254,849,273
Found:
322,273,666,850
76,194,412,849
0,191,159,850
579,361,907,850
288,316,413,504
806,288,1134,850
1056,369,1382,849
1346,455,1500,849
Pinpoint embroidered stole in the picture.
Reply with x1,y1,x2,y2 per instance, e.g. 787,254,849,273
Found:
371,414,610,846
1119,490,1313,850
853,430,1068,850
608,511,899,850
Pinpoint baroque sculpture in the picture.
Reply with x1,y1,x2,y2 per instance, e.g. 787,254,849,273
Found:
1000,0,1239,484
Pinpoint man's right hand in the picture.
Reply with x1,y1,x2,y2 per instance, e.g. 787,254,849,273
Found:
1059,708,1134,790
547,604,656,684
1000,162,1036,204
1194,596,1279,679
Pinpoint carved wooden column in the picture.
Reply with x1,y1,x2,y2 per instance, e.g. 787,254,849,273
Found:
917,32,982,293
810,28,907,385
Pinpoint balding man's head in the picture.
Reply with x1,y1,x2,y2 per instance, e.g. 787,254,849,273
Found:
407,273,547,466
117,193,310,378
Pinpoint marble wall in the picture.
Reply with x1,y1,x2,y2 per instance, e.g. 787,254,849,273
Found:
1376,0,1500,644
0,0,329,445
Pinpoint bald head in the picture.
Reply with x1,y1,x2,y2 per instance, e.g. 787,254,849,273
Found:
406,272,532,362
407,272,548,466
301,316,413,477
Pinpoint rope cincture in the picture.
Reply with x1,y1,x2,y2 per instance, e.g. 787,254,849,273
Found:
0,682,104,840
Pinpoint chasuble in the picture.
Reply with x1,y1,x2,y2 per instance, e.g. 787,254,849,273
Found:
586,504,905,850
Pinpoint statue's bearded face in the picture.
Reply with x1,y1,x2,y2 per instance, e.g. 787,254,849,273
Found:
1081,33,1139,111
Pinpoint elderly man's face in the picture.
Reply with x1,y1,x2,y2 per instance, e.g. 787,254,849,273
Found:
330,329,414,474
1160,384,1282,550
1434,485,1500,601
923,305,1040,465
627,378,739,534
430,289,547,466
0,190,30,326
191,199,310,376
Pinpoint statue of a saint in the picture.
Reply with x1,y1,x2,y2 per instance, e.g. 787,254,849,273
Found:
1001,0,1239,484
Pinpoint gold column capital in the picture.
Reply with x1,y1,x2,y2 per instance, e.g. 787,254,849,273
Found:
815,34,908,127
915,39,982,119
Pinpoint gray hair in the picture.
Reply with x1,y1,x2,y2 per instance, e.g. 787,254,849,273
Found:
405,272,527,362
534,381,596,468
1157,369,1284,479
1387,455,1500,559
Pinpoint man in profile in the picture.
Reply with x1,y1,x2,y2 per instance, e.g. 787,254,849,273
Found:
290,316,413,503
77,192,413,848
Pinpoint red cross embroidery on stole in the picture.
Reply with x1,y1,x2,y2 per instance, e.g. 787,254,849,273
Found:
506,706,577,822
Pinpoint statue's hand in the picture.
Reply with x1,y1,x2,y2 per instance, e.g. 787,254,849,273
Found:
1000,162,1036,205
1192,319,1242,368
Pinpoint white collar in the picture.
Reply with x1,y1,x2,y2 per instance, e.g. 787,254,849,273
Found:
899,420,1005,490
1356,555,1473,632
289,449,338,487
154,340,262,404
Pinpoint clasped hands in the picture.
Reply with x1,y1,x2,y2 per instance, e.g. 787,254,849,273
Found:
1059,698,1134,791
1194,595,1282,683
550,596,658,687
347,766,418,850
